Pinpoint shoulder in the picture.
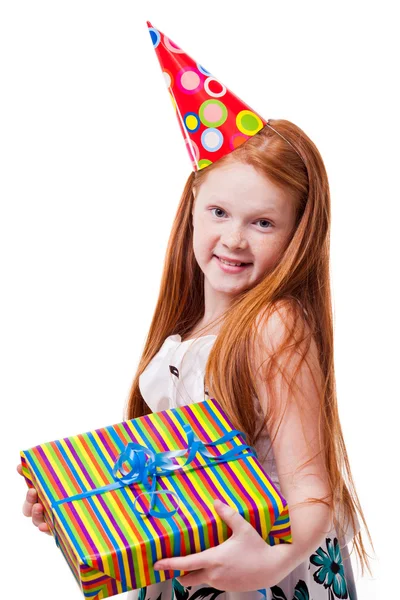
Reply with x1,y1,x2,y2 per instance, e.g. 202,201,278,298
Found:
253,298,314,361
251,298,323,403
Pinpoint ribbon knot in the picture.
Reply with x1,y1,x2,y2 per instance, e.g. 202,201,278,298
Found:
49,424,257,550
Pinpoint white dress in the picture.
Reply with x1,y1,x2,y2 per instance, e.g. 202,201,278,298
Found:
127,334,360,600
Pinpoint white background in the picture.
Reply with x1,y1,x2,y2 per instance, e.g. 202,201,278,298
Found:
1,1,397,599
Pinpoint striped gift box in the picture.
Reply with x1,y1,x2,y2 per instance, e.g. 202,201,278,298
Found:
20,397,291,598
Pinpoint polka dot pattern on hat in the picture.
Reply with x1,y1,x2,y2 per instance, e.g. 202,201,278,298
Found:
147,21,267,171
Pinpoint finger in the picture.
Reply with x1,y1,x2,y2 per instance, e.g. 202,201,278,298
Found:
154,546,217,573
18,467,52,536
38,521,52,536
176,570,209,587
31,503,46,527
22,488,37,517
213,498,250,535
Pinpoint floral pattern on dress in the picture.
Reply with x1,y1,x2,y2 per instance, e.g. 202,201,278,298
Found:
135,537,356,600
309,537,349,599
138,578,224,600
270,579,310,599
268,537,353,600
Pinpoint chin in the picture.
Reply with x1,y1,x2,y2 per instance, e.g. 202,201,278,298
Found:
208,275,249,294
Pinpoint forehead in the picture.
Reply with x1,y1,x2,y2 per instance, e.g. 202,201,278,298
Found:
194,161,289,210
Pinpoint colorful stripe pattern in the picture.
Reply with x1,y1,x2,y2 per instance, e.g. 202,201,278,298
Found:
20,398,292,598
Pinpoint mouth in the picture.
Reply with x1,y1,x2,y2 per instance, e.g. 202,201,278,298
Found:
213,255,253,272
213,254,252,266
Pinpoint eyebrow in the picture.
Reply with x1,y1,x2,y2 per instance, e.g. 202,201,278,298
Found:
208,198,281,215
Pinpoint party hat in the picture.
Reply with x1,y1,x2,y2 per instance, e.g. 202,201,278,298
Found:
146,21,268,171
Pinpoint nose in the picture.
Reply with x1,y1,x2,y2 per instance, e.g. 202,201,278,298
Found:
221,227,248,250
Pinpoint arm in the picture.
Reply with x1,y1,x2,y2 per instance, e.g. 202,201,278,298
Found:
262,492,332,584
252,301,333,584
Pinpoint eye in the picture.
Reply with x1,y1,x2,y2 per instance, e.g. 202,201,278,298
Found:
211,207,226,218
210,208,273,229
258,219,273,229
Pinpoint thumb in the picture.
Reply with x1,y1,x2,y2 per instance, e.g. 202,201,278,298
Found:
213,498,251,536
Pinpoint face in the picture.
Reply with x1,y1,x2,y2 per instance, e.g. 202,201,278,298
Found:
191,160,297,298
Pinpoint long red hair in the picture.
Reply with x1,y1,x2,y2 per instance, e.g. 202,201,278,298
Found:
124,119,375,578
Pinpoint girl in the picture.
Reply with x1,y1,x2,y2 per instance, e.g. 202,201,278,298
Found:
18,22,374,600
119,121,374,600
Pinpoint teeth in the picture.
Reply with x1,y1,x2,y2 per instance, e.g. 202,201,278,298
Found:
219,257,243,267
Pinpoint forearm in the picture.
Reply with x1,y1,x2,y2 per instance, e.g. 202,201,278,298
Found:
265,499,332,586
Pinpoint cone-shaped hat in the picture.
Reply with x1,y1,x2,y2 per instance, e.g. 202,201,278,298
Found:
146,21,268,171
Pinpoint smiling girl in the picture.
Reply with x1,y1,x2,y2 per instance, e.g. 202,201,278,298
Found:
18,21,374,600
123,21,375,600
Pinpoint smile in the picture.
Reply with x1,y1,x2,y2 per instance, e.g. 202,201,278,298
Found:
213,255,252,273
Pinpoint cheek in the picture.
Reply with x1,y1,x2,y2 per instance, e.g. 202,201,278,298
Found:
251,236,272,257
251,237,282,267
192,228,214,261
195,221,216,247
193,217,208,241
255,233,285,251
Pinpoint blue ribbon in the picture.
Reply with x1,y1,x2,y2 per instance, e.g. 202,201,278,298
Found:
49,423,257,550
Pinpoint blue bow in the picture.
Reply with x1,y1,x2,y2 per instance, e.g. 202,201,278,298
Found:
50,424,257,550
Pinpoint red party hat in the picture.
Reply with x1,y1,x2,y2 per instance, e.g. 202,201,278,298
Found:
146,21,268,171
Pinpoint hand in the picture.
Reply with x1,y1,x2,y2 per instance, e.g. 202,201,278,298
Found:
17,463,52,536
153,498,275,591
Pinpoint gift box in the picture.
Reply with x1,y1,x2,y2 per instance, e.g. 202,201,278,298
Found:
20,397,292,599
